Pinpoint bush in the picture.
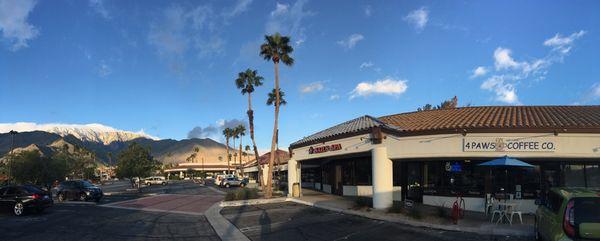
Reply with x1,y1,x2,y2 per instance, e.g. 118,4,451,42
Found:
224,188,260,201
388,202,403,213
354,197,372,208
436,205,447,218
408,207,423,220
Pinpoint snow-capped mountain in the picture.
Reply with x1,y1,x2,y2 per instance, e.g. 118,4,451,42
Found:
0,122,159,145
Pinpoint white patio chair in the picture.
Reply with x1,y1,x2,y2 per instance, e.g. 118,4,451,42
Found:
484,194,495,216
509,202,523,225
490,203,503,223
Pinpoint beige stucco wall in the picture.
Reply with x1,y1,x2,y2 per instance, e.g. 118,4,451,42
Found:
292,132,600,161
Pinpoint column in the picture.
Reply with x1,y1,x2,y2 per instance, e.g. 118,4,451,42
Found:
287,158,299,197
372,146,393,209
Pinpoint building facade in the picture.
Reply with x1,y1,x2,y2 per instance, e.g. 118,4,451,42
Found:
287,106,600,213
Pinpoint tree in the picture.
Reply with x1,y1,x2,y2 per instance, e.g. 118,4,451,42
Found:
235,125,246,176
10,151,67,187
260,32,294,198
244,145,251,163
235,68,264,186
222,128,233,173
267,88,287,106
417,96,459,111
115,142,160,189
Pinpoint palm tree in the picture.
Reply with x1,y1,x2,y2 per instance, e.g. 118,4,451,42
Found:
244,145,251,163
222,128,233,173
267,88,287,106
193,147,200,163
235,125,246,176
260,32,294,198
235,68,264,186
231,127,239,165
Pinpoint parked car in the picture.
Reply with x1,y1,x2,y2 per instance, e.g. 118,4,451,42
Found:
535,187,600,241
144,176,167,186
0,185,53,216
55,180,103,202
220,177,245,188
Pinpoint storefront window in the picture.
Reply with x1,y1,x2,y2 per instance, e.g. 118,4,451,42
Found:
423,162,441,195
355,159,372,185
586,164,600,188
393,161,401,186
564,164,586,188
342,161,355,185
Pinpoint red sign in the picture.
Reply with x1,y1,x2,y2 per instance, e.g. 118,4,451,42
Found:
309,144,342,154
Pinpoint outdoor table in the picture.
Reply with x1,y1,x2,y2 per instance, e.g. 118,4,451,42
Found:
495,202,517,224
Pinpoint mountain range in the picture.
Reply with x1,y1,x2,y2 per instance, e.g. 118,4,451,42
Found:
0,129,239,166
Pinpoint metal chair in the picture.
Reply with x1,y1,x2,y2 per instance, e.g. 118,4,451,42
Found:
508,202,523,225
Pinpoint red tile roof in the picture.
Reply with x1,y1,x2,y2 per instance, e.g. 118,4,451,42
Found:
379,106,600,134
289,106,600,149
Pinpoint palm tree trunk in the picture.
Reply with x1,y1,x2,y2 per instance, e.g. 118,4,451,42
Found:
239,136,243,176
266,61,280,198
226,138,230,173
247,94,263,187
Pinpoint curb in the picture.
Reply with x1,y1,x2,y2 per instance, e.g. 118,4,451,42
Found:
55,201,97,206
205,202,250,241
220,197,288,207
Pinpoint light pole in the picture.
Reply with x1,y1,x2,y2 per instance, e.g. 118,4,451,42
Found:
8,130,18,184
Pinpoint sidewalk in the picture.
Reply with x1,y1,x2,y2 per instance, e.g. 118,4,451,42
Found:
286,189,534,237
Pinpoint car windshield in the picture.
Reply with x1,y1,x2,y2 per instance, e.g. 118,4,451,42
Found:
82,181,95,188
575,197,600,223
22,185,43,194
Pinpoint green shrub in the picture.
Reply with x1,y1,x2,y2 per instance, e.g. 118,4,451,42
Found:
224,188,260,201
388,202,403,213
408,207,423,220
354,197,372,208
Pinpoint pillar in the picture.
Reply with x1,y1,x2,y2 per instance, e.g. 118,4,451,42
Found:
287,158,301,197
372,146,393,209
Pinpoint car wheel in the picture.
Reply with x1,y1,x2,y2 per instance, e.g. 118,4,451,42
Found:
57,193,65,202
162,182,166,186
225,183,230,188
13,202,24,216
79,193,87,202
240,183,245,188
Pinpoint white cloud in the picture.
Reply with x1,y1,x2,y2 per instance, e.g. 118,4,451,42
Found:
0,0,39,51
403,7,428,32
364,5,372,17
224,0,252,20
97,62,112,77
89,0,110,20
271,2,289,16
337,33,364,49
544,30,585,54
350,78,408,99
329,94,340,100
359,61,374,69
470,66,488,78
265,0,313,47
593,83,600,98
480,76,520,105
300,82,324,93
493,47,520,70
476,31,585,104
0,122,159,140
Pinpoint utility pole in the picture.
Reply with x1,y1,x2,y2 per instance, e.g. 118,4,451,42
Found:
8,130,18,184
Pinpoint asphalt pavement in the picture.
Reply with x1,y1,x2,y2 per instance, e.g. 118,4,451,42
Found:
221,202,533,241
0,180,223,241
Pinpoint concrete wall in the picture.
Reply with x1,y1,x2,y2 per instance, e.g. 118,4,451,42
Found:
323,184,332,194
342,185,373,197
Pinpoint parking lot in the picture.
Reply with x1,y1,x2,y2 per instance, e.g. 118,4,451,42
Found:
0,181,223,241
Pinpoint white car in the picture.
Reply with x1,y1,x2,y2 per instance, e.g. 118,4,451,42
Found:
144,176,167,186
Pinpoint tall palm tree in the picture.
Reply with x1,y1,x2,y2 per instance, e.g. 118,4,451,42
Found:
260,32,294,198
235,125,246,176
267,88,287,106
193,147,200,163
231,127,239,165
222,128,233,173
235,68,264,186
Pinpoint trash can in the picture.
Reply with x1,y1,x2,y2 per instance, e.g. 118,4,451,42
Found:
292,182,300,197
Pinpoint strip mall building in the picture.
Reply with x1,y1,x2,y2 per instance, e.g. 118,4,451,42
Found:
287,106,600,213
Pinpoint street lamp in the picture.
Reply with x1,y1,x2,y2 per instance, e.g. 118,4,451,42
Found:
8,130,18,184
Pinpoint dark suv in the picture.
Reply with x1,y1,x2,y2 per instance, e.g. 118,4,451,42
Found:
56,180,103,202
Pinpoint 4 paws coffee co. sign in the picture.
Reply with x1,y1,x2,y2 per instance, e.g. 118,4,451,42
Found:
463,137,556,152
309,144,342,154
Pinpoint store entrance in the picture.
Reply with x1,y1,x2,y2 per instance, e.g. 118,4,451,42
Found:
402,162,423,203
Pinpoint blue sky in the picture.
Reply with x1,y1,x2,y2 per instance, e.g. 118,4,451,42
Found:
1,0,599,149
